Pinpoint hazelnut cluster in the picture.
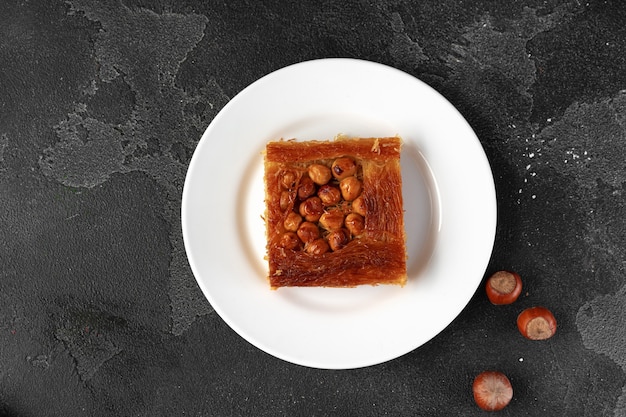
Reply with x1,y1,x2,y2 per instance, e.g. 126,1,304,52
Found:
278,157,366,255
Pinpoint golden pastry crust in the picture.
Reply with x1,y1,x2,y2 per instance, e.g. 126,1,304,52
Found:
264,136,407,288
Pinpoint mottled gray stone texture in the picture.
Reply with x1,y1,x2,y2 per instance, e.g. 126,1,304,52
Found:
1,0,626,416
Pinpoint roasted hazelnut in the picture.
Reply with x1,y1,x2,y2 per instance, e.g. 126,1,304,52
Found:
283,211,303,232
297,176,316,199
280,171,297,190
327,228,351,252
299,196,324,222
308,164,332,185
319,210,344,231
339,176,362,201
279,232,300,250
331,157,357,180
279,190,295,211
317,184,342,206
297,221,321,243
306,238,329,255
351,195,367,216
344,213,365,236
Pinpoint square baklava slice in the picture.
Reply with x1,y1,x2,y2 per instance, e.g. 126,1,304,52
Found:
264,136,406,288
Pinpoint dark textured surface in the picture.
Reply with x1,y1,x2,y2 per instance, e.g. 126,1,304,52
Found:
2,1,626,415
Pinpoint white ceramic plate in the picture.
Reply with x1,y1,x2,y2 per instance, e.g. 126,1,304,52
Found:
182,59,496,369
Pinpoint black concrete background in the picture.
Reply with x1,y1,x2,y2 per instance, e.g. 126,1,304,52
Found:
2,0,626,416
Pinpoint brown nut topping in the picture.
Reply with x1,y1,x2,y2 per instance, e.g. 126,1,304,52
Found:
280,171,297,189
276,156,367,254
308,164,332,185
344,213,365,236
339,176,362,201
306,238,329,255
299,197,324,222
279,191,294,211
332,157,357,180
319,210,344,231
327,228,350,252
318,184,342,206
297,176,316,199
351,195,366,216
297,221,320,243
283,212,303,232
279,232,300,250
